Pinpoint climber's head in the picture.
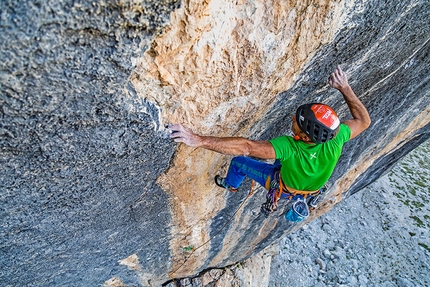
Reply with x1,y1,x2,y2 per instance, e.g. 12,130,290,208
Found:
293,103,340,144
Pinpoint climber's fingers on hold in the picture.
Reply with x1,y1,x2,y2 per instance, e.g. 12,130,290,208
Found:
169,124,185,140
168,124,200,146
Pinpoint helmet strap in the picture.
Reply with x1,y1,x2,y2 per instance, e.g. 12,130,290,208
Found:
294,131,314,144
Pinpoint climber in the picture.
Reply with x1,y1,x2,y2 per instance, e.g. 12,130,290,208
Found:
168,66,371,206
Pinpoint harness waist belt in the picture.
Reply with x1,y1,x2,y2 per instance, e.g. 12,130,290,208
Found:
280,178,320,195
264,171,321,200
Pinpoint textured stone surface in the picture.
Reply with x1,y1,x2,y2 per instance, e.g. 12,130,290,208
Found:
164,245,277,287
0,1,180,286
1,0,429,286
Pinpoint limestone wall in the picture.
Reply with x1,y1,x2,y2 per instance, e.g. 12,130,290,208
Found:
1,0,429,286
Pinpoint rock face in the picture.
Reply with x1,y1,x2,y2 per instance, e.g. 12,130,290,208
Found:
1,1,180,286
164,244,277,287
1,0,429,286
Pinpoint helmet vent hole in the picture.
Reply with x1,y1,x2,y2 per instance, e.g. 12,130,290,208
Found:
314,125,320,133
306,122,312,133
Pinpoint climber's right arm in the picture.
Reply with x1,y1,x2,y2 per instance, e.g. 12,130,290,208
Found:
168,124,276,159
329,66,371,139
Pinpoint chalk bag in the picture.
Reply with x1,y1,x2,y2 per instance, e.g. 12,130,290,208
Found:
285,199,309,222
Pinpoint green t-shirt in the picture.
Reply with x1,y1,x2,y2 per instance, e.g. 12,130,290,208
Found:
269,124,351,191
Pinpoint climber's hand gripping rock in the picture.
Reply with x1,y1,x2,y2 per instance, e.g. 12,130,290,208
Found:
328,65,349,91
169,124,202,147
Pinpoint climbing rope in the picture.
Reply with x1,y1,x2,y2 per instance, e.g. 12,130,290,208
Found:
168,180,256,281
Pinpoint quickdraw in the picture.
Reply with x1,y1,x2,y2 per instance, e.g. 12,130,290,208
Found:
260,171,283,215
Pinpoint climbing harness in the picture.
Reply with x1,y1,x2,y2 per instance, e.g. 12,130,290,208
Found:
168,180,256,281
260,171,327,216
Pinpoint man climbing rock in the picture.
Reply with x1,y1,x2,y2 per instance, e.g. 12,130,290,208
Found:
169,66,371,213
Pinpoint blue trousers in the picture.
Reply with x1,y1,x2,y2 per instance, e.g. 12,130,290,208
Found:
225,156,314,200
224,156,281,190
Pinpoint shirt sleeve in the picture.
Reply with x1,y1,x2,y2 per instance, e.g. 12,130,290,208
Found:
269,136,293,160
335,124,351,144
